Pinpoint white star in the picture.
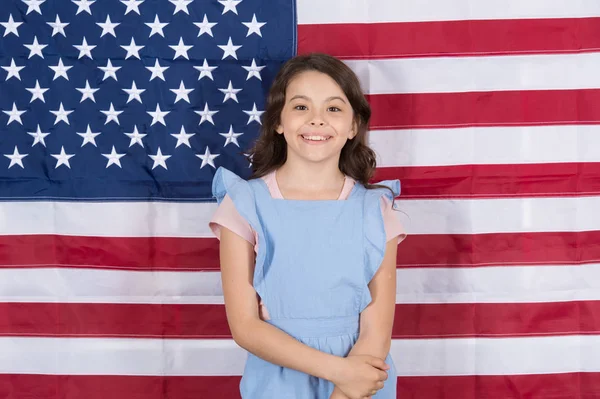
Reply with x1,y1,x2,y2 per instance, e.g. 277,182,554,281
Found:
242,14,266,37
47,15,69,37
194,59,217,80
124,126,146,147
219,125,243,147
50,102,74,125
51,146,75,169
76,124,101,147
98,59,121,81
218,37,242,60
25,80,49,103
101,103,123,125
194,103,218,125
146,58,169,81
171,126,195,148
194,14,217,37
145,15,168,37
218,80,242,103
28,124,50,147
148,147,171,170
196,147,219,169
121,37,144,59
147,103,170,126
97,15,120,38
121,0,144,15
218,0,241,15
2,58,25,81
72,0,95,15
243,103,264,125
76,79,100,103
169,0,193,14
170,80,193,103
4,146,28,169
24,36,47,59
22,0,46,15
3,103,26,125
102,146,126,168
73,37,96,59
242,59,265,81
1,15,23,37
49,58,73,81
170,37,193,60
123,81,145,103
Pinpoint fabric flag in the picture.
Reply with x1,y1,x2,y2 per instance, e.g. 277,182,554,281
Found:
1,0,600,398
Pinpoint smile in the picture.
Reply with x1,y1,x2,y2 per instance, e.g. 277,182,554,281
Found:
301,135,332,142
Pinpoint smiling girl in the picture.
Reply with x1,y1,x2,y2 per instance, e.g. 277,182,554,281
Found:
209,53,407,399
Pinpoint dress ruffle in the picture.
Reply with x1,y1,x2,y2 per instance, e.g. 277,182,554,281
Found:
212,166,268,302
360,179,401,312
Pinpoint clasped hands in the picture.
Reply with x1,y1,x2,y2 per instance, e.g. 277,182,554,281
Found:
328,354,390,399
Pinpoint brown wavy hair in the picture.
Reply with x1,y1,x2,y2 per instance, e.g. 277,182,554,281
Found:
245,52,397,202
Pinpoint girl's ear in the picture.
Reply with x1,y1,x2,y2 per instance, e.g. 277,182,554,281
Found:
276,124,284,134
349,120,358,139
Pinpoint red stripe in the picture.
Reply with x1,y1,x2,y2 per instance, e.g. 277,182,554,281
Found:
374,163,600,199
1,230,599,270
0,375,242,399
397,372,600,399
0,303,231,339
2,301,599,338
1,373,599,399
0,235,219,271
398,231,600,267
367,89,600,129
394,301,600,338
298,18,600,59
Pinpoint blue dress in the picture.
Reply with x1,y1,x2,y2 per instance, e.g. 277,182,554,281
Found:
212,167,400,399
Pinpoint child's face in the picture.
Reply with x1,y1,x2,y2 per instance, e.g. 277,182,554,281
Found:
276,70,356,165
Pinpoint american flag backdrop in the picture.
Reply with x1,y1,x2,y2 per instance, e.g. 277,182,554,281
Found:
1,0,600,398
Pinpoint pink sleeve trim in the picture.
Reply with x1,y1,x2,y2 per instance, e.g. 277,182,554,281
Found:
380,196,407,245
209,194,256,245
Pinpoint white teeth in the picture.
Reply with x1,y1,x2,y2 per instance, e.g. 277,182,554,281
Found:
302,135,329,141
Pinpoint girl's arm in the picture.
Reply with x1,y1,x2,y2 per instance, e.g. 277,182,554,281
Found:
219,226,388,388
350,238,397,358
330,238,398,398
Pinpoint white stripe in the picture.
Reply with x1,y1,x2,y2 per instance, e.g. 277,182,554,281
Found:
0,200,214,237
1,264,599,305
394,335,600,376
0,268,225,304
396,263,600,304
398,196,600,234
297,0,600,24
346,53,600,95
2,197,599,237
1,335,599,375
370,125,600,167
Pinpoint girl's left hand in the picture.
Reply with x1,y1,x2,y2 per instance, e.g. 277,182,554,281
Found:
330,386,373,399
329,386,349,399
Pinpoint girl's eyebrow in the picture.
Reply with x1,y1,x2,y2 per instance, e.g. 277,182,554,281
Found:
326,96,347,103
288,95,347,103
289,95,310,102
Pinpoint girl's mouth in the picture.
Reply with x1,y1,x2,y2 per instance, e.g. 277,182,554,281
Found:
301,135,332,143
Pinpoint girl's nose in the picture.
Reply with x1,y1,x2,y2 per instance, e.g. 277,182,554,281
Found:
310,120,325,126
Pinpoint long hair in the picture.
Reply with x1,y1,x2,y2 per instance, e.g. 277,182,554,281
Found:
245,52,397,202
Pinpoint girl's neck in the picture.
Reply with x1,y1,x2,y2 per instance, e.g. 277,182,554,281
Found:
275,158,346,200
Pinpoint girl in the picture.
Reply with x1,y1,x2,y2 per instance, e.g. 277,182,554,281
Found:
209,53,407,399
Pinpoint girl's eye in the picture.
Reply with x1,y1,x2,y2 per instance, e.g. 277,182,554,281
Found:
328,106,341,112
294,105,307,110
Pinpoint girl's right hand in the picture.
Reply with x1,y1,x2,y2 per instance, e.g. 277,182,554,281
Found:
331,355,389,399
